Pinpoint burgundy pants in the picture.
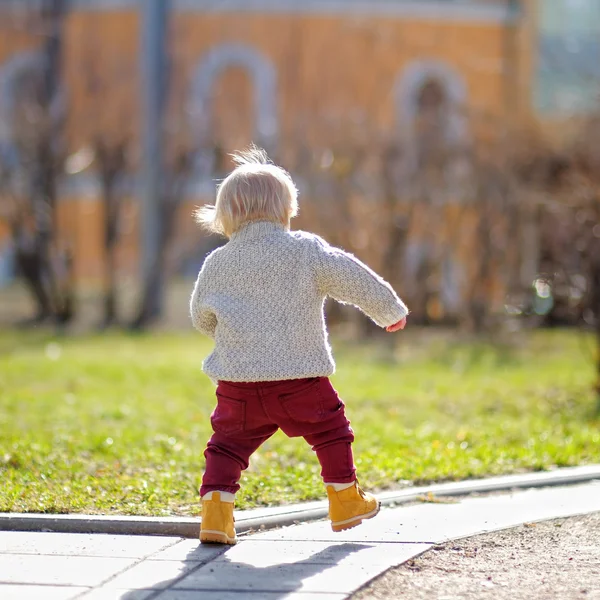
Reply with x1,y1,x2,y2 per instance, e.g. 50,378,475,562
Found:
200,377,356,496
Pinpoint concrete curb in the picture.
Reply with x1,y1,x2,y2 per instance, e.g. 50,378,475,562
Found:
1,464,599,538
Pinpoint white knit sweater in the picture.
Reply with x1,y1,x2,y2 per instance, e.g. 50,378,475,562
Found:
190,221,408,383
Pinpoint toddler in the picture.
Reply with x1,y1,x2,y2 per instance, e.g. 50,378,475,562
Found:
190,147,408,545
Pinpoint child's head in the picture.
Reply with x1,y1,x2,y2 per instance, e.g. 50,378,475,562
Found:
195,146,298,238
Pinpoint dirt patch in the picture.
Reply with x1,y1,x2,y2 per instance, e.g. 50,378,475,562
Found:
352,512,600,600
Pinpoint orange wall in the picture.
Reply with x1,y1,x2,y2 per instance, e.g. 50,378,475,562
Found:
52,196,205,284
1,6,533,285
171,12,513,142
53,198,138,283
55,9,519,151
63,10,141,151
0,26,41,63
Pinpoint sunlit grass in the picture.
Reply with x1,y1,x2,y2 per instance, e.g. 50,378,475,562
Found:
0,328,598,516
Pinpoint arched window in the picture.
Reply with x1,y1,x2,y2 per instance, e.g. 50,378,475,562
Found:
190,43,278,166
395,60,468,150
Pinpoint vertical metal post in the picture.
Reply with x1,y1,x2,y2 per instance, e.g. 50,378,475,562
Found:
140,0,168,292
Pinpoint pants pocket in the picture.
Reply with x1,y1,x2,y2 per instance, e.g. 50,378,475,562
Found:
280,379,324,423
279,378,344,424
316,378,346,421
211,393,246,435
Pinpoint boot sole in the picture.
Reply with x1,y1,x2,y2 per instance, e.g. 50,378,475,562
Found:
331,501,381,532
200,529,237,545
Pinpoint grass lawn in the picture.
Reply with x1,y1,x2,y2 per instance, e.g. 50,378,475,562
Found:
0,328,598,516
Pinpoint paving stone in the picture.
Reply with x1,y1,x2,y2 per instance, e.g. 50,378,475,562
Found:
253,482,600,544
0,584,90,599
248,512,436,544
0,532,180,559
212,539,431,568
0,554,135,586
149,539,226,562
99,559,199,590
173,560,388,594
1,481,598,600
78,588,154,599
155,591,346,600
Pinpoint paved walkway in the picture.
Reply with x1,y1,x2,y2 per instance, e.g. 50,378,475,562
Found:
1,481,598,600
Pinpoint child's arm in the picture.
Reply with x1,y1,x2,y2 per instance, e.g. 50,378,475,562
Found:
311,236,408,329
190,267,217,339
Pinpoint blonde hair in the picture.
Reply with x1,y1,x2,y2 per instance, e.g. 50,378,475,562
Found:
195,146,298,238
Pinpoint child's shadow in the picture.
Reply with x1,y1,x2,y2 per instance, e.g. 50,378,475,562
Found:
122,539,371,599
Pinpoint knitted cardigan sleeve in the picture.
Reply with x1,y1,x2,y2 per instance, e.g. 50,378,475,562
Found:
311,235,408,328
190,257,217,339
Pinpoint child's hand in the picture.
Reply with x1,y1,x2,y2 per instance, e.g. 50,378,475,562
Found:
386,317,407,332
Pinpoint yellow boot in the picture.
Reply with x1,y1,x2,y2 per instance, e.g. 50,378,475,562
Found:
200,492,237,545
326,481,380,532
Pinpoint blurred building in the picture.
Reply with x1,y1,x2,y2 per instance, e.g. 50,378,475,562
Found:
0,0,598,295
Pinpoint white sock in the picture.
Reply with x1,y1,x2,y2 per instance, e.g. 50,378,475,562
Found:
202,491,235,502
325,481,356,492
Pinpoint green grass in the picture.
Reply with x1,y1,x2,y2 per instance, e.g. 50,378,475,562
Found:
0,329,598,516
